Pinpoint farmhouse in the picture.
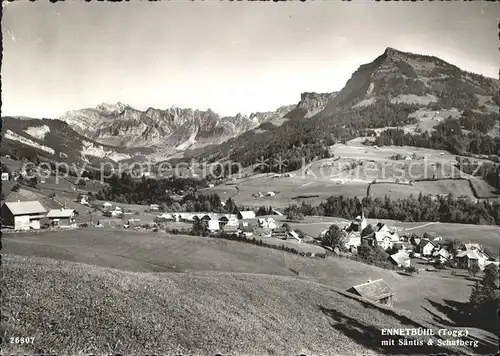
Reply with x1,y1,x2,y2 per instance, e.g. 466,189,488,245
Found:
348,279,395,307
238,211,256,220
46,208,77,228
417,239,438,256
456,250,490,270
432,248,451,262
1,201,47,230
389,251,411,268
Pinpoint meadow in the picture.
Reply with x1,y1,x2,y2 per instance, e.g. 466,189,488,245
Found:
4,253,482,356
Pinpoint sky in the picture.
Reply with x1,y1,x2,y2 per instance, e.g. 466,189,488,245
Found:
2,1,498,118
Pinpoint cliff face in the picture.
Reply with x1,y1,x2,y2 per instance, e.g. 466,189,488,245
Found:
59,103,297,150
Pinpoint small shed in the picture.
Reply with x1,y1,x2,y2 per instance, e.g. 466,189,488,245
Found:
348,279,395,306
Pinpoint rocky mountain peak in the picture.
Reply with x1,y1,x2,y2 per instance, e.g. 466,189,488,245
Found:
96,102,128,115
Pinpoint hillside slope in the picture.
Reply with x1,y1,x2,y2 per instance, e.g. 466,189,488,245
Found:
3,254,471,356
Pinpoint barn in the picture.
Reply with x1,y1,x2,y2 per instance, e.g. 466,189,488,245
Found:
46,208,77,228
1,201,47,230
348,279,395,307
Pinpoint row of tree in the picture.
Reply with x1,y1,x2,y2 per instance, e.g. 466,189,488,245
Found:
285,193,500,225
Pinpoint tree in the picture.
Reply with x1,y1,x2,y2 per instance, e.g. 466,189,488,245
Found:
468,263,480,279
321,224,348,251
284,205,304,221
11,184,20,192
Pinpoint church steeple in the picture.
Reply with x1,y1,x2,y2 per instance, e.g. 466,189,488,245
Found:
360,207,367,231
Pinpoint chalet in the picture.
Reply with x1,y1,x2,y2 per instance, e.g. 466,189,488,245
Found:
46,208,77,228
389,251,411,268
1,173,9,181
432,248,451,262
1,201,47,230
348,279,395,307
238,211,256,220
417,239,438,256
149,204,160,212
456,250,490,270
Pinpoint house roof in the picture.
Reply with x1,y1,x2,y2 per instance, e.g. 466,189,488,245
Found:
418,239,436,248
46,208,75,218
3,201,47,216
456,250,481,260
390,251,410,265
238,211,256,219
464,243,482,251
351,279,395,301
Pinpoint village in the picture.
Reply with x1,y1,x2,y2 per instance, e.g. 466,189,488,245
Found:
2,180,498,310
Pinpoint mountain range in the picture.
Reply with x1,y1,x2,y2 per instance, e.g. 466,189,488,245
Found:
2,47,499,168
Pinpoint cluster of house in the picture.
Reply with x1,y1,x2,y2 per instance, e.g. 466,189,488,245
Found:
251,191,277,198
1,200,77,230
153,210,304,241
318,212,499,271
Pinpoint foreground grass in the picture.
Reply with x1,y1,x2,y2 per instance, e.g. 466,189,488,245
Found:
2,254,476,356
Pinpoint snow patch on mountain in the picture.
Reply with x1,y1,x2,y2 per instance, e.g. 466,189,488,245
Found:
24,125,50,140
4,130,55,155
81,140,132,162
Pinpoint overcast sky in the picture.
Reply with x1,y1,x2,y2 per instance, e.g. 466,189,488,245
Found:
2,1,498,118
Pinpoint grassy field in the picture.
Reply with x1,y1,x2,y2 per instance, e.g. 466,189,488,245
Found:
201,175,368,208
3,227,498,354
4,254,482,356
